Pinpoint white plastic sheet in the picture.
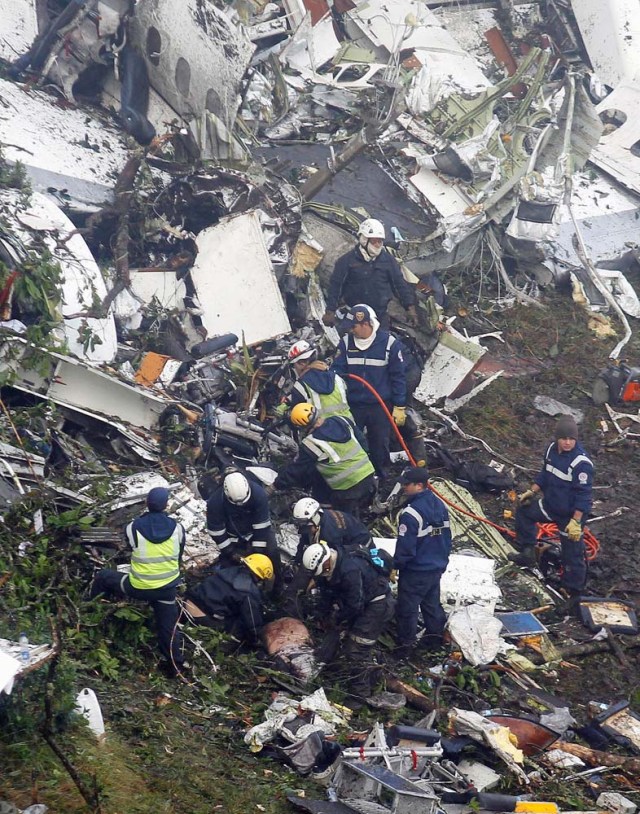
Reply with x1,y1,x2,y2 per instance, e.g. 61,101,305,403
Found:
447,603,504,666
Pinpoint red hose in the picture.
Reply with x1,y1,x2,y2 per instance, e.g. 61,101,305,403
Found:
345,373,600,557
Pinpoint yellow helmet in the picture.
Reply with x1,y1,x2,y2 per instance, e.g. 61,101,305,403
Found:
289,402,317,427
241,554,274,581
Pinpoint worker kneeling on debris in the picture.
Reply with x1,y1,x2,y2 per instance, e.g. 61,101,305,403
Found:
274,403,375,515
283,497,372,617
394,467,452,657
183,554,273,646
302,542,393,703
510,415,593,600
206,469,282,592
90,487,187,676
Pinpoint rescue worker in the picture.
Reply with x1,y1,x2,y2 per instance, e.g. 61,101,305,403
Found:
183,554,273,645
273,403,375,515
207,470,282,592
90,486,187,675
332,304,425,478
510,415,593,598
283,497,372,617
394,467,452,656
323,218,417,331
286,339,353,421
292,497,372,556
302,542,393,702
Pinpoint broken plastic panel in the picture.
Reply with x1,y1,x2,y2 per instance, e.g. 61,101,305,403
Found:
578,597,639,634
496,611,548,638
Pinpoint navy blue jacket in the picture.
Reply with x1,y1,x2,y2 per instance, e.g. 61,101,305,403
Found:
326,246,415,316
317,549,390,625
275,415,365,491
188,566,264,642
332,330,406,407
206,480,273,551
297,508,371,562
394,489,452,572
535,441,594,518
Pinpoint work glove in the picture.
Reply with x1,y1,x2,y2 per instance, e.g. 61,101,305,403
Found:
517,489,536,506
322,310,336,327
407,305,419,327
565,518,582,541
392,406,406,427
273,402,289,417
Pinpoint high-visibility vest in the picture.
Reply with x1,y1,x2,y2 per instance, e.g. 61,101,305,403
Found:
129,527,182,590
303,423,374,491
303,376,354,421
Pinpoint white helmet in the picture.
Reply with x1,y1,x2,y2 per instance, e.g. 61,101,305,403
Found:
302,542,331,576
288,340,317,364
358,218,385,240
293,497,322,526
223,471,251,505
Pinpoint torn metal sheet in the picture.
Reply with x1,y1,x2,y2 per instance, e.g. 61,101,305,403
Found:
0,190,118,363
591,80,640,196
0,78,129,210
189,211,291,346
440,553,502,614
0,0,37,63
532,397,584,423
280,14,342,84
570,0,640,89
344,0,491,109
413,327,486,405
129,0,254,158
0,338,170,431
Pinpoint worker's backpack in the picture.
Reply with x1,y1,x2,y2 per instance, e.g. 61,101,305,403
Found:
354,546,393,576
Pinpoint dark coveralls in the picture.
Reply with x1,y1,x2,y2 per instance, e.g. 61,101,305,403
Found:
185,565,265,644
332,329,406,477
316,548,393,698
91,510,186,666
515,440,593,592
207,478,282,588
284,509,373,616
326,246,416,330
395,489,452,647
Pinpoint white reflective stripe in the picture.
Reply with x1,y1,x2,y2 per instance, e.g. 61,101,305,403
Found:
209,525,227,534
252,541,268,548
132,569,178,581
322,457,367,486
570,454,592,468
336,377,347,399
545,464,573,481
402,507,448,538
293,381,308,400
216,538,235,550
134,554,177,564
369,594,386,603
346,356,387,367
539,499,552,521
304,436,341,462
157,599,177,605
252,520,271,530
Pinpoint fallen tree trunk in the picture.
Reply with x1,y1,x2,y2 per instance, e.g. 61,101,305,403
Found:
560,639,640,658
555,742,640,775
386,676,434,712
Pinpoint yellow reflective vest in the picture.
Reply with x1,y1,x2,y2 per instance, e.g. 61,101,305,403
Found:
128,524,183,590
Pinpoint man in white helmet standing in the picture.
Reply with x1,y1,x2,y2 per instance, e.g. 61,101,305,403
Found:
206,469,282,593
323,218,418,331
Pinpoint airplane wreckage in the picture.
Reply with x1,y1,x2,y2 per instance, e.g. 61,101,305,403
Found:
1,0,640,811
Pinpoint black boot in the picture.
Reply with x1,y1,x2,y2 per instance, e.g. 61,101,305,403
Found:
508,546,537,567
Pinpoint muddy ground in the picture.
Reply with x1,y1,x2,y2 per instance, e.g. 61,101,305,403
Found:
1,277,640,814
